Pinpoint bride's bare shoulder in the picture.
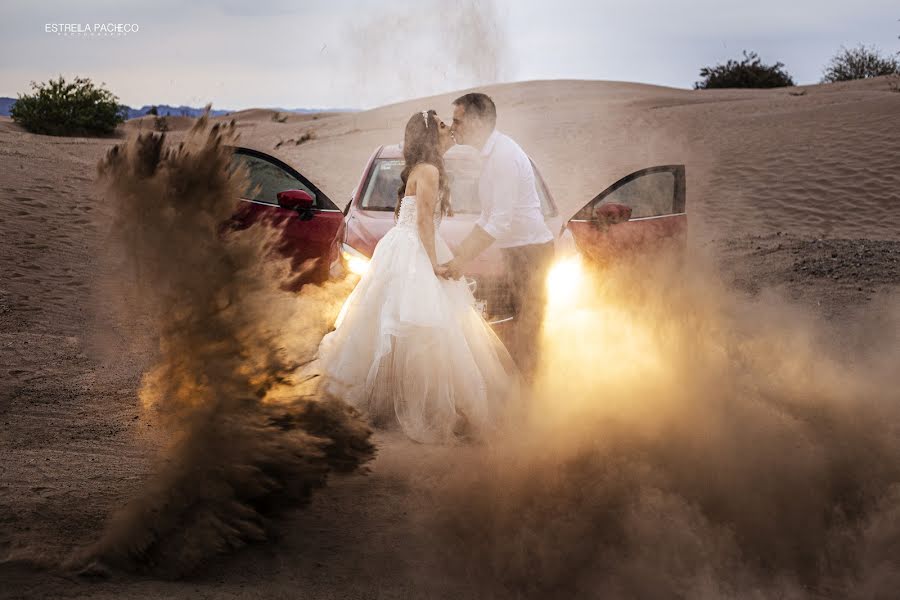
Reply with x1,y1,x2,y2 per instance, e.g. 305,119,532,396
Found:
409,162,439,181
408,163,439,196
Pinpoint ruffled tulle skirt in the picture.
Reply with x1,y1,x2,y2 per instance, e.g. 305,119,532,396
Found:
317,223,519,444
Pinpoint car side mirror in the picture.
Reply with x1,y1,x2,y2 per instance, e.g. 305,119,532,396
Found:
277,189,314,211
592,202,632,228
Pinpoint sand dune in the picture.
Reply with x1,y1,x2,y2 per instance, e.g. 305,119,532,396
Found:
204,77,900,240
122,114,197,133
1,78,899,597
223,108,344,122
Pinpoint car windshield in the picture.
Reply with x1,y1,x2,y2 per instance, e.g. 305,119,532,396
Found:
361,158,555,216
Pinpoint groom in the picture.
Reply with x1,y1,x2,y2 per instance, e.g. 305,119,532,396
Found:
441,92,555,380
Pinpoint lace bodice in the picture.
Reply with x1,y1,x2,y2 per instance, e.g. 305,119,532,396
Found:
397,195,442,229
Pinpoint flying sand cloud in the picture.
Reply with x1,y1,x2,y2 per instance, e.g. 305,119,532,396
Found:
67,114,374,576
416,249,900,597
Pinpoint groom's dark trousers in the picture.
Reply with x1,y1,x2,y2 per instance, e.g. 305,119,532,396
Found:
502,240,555,381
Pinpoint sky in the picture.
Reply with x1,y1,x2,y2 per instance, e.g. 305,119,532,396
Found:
1,0,898,110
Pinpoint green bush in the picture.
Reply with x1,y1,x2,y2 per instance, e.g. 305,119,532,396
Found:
821,45,900,82
10,75,127,136
694,51,795,89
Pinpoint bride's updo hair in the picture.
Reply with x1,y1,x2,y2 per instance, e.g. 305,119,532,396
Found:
396,109,451,218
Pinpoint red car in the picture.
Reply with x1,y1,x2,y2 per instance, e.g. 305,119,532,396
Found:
229,146,346,285
229,144,686,323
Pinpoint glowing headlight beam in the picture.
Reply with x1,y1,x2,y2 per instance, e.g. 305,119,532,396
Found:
346,256,369,276
546,255,584,308
341,243,370,276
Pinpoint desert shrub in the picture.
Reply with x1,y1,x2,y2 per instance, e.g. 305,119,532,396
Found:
295,131,315,145
821,45,900,82
694,51,795,89
275,131,316,149
10,75,127,136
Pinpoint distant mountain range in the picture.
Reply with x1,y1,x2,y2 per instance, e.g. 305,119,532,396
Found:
0,98,356,119
0,97,16,116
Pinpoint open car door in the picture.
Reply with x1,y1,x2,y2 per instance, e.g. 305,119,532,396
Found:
565,165,686,264
228,147,345,287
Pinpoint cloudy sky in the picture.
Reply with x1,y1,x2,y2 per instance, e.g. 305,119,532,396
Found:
2,0,898,110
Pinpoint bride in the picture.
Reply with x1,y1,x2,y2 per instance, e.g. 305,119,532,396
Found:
317,109,520,444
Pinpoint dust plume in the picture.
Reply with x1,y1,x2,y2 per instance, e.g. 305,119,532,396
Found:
69,113,374,577
417,248,900,598
346,0,514,108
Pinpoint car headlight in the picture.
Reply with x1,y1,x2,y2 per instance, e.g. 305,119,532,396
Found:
546,255,584,308
341,243,370,276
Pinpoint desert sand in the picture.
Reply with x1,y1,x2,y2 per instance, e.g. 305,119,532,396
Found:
1,77,899,598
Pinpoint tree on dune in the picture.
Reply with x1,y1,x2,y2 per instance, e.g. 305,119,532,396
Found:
694,51,795,90
821,44,900,83
10,75,127,136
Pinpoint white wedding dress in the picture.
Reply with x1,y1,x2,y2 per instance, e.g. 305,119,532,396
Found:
318,195,520,444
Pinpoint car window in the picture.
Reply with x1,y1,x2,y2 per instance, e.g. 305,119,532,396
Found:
231,153,318,206
598,171,675,219
361,160,404,210
575,170,677,221
444,161,482,213
362,159,482,214
362,158,554,216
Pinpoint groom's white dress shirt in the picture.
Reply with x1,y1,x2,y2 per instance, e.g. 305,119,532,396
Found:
475,129,554,249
